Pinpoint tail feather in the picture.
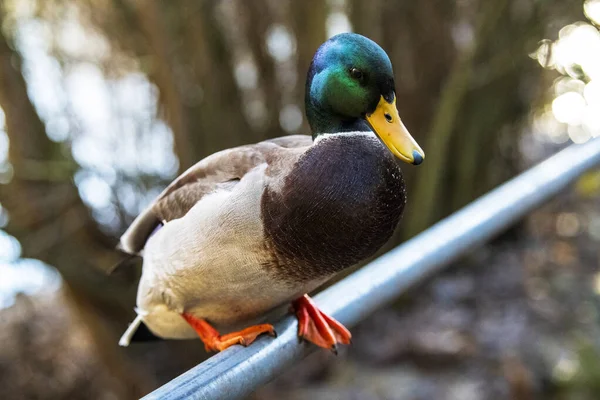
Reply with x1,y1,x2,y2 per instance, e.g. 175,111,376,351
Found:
119,314,145,347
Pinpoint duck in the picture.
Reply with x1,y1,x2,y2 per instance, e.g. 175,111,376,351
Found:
117,32,424,353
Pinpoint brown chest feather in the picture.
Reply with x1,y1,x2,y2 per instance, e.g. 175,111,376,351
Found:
261,135,406,283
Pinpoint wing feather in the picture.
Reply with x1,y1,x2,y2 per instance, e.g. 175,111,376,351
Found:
118,135,311,254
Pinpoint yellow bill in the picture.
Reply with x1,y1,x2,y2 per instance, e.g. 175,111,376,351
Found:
365,96,424,165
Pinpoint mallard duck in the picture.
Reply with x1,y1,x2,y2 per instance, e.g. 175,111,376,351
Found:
118,33,424,353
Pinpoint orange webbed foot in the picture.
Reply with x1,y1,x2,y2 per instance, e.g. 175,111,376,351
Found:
292,294,351,354
182,313,276,352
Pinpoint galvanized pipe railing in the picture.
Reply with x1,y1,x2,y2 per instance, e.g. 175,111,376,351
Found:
144,138,600,400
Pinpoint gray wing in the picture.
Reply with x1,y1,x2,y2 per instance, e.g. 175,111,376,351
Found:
118,135,312,254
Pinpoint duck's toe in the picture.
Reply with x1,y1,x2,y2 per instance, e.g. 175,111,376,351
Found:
292,294,351,353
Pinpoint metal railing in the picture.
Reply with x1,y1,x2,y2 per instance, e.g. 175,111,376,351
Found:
143,138,600,400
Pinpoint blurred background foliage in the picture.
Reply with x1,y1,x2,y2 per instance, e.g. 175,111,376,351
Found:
1,0,600,398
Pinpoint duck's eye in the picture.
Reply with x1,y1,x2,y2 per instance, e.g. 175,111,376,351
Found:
349,68,364,81
384,113,393,123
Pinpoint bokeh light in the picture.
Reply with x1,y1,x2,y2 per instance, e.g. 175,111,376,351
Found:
533,17,600,144
552,92,586,125
584,0,600,25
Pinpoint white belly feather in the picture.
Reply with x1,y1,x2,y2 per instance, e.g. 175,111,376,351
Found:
131,165,324,340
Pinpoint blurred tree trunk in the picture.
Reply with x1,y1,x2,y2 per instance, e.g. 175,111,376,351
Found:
0,17,133,315
241,0,280,140
403,0,509,236
124,0,196,169
290,0,328,102
0,9,150,397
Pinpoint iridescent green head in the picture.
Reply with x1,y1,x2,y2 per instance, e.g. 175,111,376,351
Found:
305,33,424,165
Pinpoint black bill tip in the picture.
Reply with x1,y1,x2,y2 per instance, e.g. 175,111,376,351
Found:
412,150,424,165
